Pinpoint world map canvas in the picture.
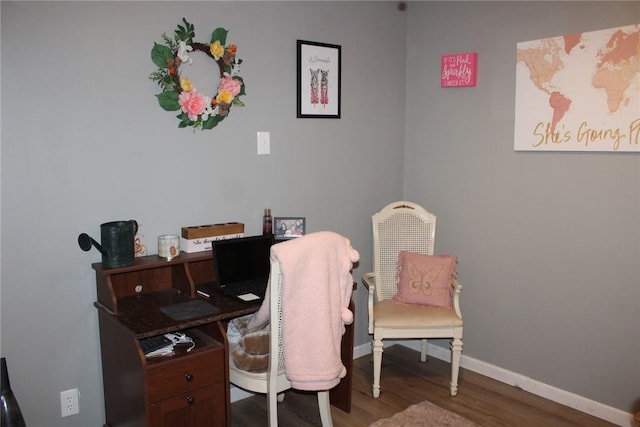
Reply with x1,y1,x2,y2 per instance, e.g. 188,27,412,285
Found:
514,24,639,151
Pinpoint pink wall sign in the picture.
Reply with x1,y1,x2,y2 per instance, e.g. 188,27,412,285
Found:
441,52,478,87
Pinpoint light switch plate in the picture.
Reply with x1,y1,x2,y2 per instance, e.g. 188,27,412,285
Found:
257,132,270,155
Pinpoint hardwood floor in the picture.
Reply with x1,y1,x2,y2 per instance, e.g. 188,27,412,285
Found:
231,344,618,427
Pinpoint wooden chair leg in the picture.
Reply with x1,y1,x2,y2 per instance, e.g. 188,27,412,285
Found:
450,336,463,396
267,391,278,427
267,374,279,427
317,390,333,427
420,338,428,362
372,337,384,398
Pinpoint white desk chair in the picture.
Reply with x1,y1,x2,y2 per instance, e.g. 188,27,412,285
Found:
229,260,333,427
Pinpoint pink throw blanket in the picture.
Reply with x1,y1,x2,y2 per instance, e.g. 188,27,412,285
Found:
248,231,359,390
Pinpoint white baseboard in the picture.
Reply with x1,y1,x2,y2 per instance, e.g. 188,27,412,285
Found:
380,340,634,427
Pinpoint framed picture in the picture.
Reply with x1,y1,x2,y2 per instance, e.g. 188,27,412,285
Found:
274,217,306,240
297,40,341,118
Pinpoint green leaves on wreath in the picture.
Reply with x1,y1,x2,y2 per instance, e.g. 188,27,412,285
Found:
151,42,174,69
156,91,180,111
211,28,228,45
175,18,195,44
175,112,223,130
202,115,223,130
176,112,194,128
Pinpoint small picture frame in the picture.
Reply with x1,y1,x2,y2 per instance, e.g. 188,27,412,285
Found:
297,40,341,118
274,217,306,240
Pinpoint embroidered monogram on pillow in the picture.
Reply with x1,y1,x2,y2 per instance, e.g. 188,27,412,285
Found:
392,251,457,308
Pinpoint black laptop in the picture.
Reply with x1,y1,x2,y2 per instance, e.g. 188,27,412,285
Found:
212,234,274,303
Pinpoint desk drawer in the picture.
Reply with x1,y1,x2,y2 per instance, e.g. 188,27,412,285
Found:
147,350,223,402
149,383,226,427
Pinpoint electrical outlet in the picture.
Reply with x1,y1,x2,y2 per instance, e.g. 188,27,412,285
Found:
60,388,79,417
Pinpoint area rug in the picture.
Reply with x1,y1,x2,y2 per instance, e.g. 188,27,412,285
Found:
368,400,480,427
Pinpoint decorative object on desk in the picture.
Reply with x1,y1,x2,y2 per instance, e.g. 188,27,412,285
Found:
78,220,138,268
1,357,27,427
134,225,147,257
149,18,246,131
368,399,480,427
262,208,272,235
180,222,245,253
274,217,305,240
297,40,341,118
182,222,244,240
158,234,180,260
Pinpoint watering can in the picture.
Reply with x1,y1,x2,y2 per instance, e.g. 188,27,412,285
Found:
78,220,138,268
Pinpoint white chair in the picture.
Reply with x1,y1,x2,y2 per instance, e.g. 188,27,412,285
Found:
362,201,463,398
229,260,333,427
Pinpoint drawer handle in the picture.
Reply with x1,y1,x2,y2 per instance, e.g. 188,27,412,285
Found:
185,373,194,382
187,396,195,405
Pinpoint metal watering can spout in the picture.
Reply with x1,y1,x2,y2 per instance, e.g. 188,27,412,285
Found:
78,233,108,256
78,220,138,268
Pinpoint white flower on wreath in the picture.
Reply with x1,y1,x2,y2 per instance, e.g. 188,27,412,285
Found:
228,60,241,76
177,41,193,65
201,97,214,121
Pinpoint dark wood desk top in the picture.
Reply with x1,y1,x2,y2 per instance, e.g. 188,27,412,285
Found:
91,251,214,273
94,284,260,339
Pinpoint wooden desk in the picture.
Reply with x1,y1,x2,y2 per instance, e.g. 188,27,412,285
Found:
92,251,353,427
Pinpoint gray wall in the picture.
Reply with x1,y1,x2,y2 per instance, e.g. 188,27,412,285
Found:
404,0,639,415
0,1,638,426
0,2,405,425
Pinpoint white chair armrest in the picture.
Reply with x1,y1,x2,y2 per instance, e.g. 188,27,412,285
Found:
450,278,462,319
362,272,375,290
362,272,376,334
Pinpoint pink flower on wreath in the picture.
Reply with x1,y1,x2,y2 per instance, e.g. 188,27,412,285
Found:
218,76,242,97
179,89,207,121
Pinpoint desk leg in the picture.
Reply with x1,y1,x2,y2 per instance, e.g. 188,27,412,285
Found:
330,299,354,413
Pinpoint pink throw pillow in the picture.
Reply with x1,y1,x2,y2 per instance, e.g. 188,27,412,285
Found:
392,251,457,308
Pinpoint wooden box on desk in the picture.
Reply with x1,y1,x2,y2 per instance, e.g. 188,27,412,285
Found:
181,222,244,240
180,233,244,254
180,222,245,253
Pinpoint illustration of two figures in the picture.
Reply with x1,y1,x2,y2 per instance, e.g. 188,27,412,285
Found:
310,69,329,107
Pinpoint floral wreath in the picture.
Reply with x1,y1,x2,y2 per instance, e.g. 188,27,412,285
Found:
149,18,245,131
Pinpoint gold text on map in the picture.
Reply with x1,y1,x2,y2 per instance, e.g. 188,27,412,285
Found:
532,120,639,150
532,122,570,147
576,122,624,151
629,119,640,146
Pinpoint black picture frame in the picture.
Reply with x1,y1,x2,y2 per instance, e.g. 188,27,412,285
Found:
274,217,306,240
297,40,341,118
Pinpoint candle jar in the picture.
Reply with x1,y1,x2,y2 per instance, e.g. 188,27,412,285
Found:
158,234,180,260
